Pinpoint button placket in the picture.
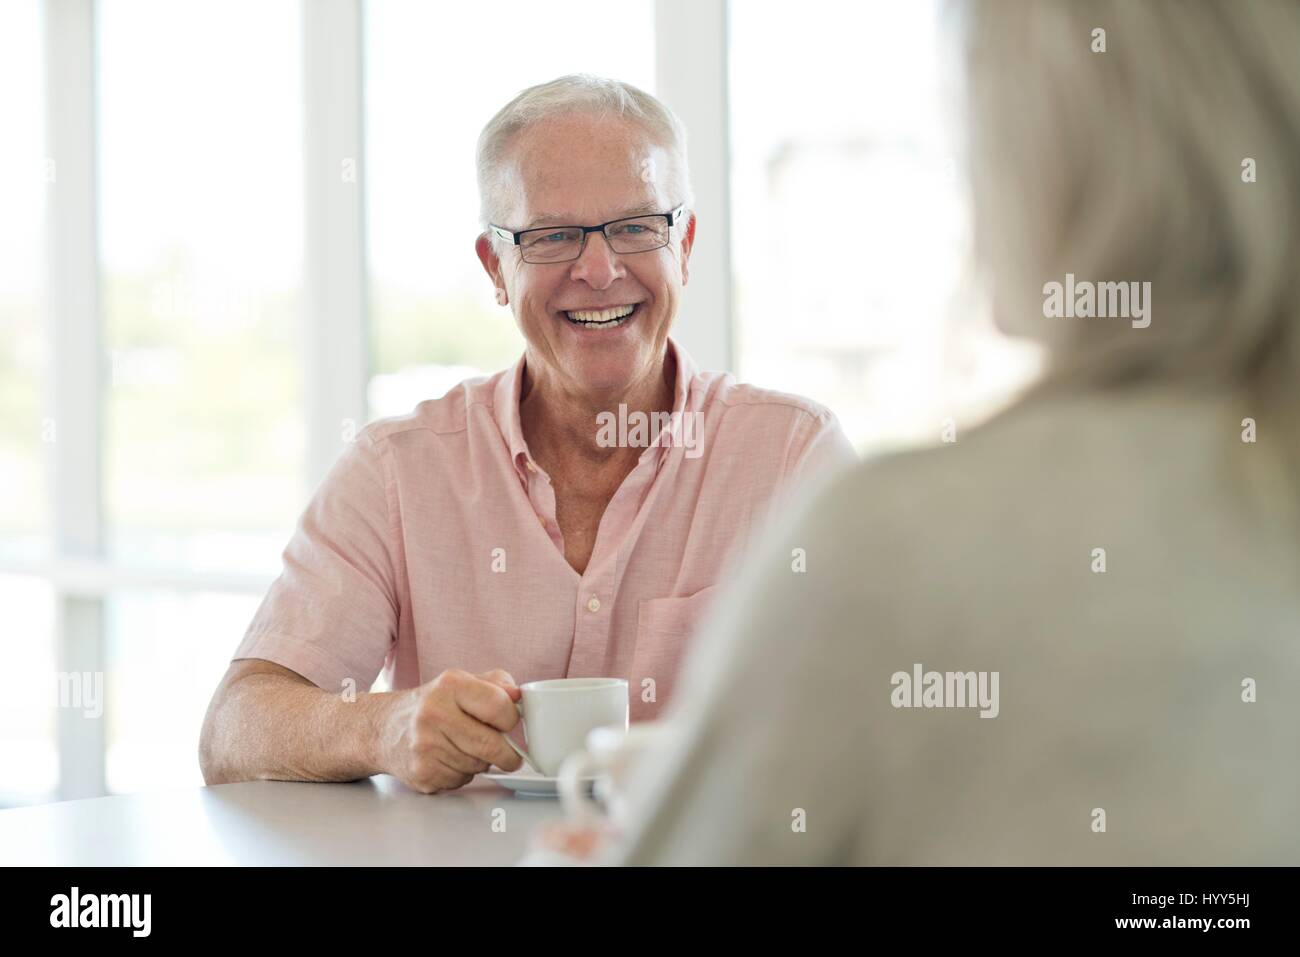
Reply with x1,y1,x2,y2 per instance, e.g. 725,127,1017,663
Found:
567,565,615,676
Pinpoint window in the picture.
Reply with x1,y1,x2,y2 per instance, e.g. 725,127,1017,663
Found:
98,0,305,577
729,0,1041,454
0,576,57,805
364,0,656,419
105,589,263,793
0,0,47,564
0,1,55,811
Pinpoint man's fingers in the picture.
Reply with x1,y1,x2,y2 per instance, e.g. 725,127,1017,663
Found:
494,742,525,772
476,669,521,699
443,711,524,771
418,770,474,794
453,673,521,731
428,730,491,776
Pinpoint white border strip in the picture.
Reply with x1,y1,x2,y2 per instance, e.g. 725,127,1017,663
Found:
654,0,733,372
44,0,106,801
0,559,274,597
303,0,368,487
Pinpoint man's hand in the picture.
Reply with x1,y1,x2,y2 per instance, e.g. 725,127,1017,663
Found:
377,668,525,793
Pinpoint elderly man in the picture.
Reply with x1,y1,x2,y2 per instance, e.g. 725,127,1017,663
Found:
199,75,855,794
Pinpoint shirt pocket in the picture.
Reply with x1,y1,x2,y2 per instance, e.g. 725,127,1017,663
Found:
630,584,722,721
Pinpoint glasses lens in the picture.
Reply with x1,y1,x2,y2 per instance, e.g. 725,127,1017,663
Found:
606,216,669,253
519,226,584,263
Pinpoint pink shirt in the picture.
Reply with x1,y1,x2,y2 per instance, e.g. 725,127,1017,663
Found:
233,338,856,720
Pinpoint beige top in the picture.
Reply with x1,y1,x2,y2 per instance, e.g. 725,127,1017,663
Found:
612,385,1300,864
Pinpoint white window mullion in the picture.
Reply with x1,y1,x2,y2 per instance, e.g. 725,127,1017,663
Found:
655,0,732,373
302,0,368,489
44,0,105,801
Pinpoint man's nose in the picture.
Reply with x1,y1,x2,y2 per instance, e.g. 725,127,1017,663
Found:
569,231,623,287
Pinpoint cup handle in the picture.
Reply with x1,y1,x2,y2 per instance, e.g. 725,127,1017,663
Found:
501,701,539,773
557,749,605,824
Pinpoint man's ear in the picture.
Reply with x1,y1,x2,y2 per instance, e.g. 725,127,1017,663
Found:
677,211,697,286
475,233,508,303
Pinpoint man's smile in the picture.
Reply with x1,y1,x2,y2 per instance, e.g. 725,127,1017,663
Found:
562,302,641,329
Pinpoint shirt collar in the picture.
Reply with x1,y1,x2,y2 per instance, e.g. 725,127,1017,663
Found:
493,335,698,479
493,350,533,478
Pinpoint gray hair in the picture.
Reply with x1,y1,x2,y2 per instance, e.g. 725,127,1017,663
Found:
475,74,693,231
964,0,1300,454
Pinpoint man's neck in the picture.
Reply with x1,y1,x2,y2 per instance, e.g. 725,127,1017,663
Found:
520,349,677,468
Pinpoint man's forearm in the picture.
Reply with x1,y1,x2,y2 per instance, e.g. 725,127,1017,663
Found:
200,674,391,785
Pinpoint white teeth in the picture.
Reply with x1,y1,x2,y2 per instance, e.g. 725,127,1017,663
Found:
566,304,636,323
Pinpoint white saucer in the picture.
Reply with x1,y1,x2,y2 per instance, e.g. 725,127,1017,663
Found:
482,770,597,798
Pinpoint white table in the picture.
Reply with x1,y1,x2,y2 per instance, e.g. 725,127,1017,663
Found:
0,775,566,866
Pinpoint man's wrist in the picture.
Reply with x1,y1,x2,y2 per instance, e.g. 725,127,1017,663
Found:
357,690,394,778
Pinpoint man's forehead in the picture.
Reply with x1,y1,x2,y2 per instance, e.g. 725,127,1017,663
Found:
501,117,673,227
521,199,665,229
511,165,671,227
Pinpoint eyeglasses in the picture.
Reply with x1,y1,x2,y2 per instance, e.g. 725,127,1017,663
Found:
489,205,686,264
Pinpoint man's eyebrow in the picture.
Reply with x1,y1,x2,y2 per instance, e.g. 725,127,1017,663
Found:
522,202,662,229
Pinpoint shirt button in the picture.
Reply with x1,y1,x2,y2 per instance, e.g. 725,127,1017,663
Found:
525,460,538,473
587,596,601,613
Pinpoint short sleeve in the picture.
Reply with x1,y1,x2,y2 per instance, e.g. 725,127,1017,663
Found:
782,409,858,500
231,431,399,693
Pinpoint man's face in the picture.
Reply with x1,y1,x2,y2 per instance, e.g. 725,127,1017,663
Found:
477,113,695,398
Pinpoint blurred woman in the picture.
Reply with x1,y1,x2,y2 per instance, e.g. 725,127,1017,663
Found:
598,0,1300,864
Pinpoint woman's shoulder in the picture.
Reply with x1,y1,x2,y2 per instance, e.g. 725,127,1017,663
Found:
798,385,1260,571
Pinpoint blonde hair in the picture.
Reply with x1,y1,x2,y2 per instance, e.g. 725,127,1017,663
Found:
964,0,1300,439
475,74,693,231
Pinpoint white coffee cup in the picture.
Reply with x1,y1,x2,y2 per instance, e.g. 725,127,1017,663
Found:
557,720,669,825
500,677,629,777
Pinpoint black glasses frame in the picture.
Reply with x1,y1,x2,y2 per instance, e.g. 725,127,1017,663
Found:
489,204,687,263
